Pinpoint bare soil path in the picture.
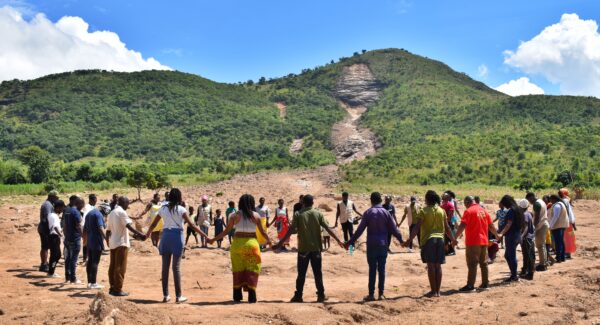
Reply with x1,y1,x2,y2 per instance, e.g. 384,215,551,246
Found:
1,167,599,324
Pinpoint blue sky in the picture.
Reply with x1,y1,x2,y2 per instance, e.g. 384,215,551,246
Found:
2,0,600,96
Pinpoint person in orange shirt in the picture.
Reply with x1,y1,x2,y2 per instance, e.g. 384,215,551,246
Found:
454,196,501,292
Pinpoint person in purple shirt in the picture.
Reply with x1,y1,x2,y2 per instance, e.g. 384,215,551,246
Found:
345,192,404,301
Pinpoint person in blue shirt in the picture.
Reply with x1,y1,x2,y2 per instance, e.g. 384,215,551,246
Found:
84,205,107,289
63,195,84,284
345,192,404,301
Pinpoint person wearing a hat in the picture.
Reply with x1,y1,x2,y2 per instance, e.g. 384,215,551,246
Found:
399,196,420,252
518,199,536,280
38,190,59,272
197,195,212,248
453,196,500,292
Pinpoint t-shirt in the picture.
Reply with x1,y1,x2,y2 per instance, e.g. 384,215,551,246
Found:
460,204,492,246
382,203,396,224
106,205,133,249
441,201,455,222
504,209,522,236
39,200,54,235
292,207,329,253
256,205,269,219
415,205,446,247
48,212,62,236
81,203,94,227
159,205,187,229
63,206,82,242
496,209,508,229
225,207,237,228
84,209,106,251
523,211,535,240
348,205,403,247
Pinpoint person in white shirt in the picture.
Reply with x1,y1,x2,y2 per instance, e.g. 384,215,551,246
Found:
146,188,208,303
334,192,363,242
197,195,212,248
400,196,420,251
106,196,146,297
548,195,569,263
47,200,66,277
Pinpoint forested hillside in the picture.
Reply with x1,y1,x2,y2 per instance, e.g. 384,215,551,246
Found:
0,48,598,191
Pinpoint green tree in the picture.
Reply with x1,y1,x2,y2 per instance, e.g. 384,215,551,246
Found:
16,146,51,183
126,165,171,202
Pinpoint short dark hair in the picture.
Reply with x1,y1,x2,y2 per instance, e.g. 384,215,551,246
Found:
474,196,480,203
89,194,97,200
342,192,349,197
228,201,235,207
370,192,382,205
425,190,441,206
216,209,221,214
525,192,536,200
302,195,314,207
54,200,65,209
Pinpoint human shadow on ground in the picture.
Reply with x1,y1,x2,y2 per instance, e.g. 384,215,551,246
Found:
128,299,163,305
6,268,48,280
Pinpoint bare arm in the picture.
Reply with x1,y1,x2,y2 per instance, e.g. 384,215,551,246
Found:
334,204,340,227
353,203,363,218
403,219,423,247
326,227,344,248
126,223,146,239
145,216,162,238
183,213,208,238
212,215,236,242
454,223,466,241
488,224,500,239
399,209,407,226
134,203,152,220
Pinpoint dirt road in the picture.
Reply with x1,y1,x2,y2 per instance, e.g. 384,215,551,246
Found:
0,167,599,324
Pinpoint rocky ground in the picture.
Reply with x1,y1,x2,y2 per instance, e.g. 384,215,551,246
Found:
1,167,599,324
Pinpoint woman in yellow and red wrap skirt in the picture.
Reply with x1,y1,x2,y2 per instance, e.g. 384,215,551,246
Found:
210,194,272,303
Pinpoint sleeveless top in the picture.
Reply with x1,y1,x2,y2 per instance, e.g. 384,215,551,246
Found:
234,211,259,233
338,200,354,223
276,207,287,218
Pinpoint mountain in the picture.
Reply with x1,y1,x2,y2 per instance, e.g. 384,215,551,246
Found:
0,48,599,189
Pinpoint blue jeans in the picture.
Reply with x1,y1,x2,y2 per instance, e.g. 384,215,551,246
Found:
367,246,388,296
64,240,81,282
551,228,566,262
504,232,520,278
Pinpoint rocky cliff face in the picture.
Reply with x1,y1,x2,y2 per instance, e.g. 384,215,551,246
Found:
334,64,382,108
331,64,382,164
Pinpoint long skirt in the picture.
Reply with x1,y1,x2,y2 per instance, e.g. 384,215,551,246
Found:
230,237,261,290
275,216,290,244
256,218,268,245
564,224,577,254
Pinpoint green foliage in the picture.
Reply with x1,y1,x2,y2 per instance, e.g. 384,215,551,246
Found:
126,164,171,201
15,146,51,183
0,159,28,184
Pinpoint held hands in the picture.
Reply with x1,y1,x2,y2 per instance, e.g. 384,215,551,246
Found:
206,238,215,245
401,241,409,248
339,240,347,250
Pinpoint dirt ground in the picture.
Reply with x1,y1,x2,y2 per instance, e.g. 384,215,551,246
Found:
1,166,599,324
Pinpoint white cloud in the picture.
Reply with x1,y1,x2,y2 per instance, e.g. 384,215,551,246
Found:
504,13,600,97
477,64,488,78
0,5,170,82
495,77,545,96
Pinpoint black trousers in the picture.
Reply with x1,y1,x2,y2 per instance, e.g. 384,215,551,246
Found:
295,251,324,297
86,248,102,284
48,235,61,275
341,221,354,242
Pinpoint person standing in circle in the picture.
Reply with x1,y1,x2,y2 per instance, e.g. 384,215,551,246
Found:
335,192,363,242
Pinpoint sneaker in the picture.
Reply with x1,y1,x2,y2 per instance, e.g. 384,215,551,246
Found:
87,283,92,289
176,296,188,304
39,264,49,272
290,295,303,303
363,295,376,302
407,248,414,253
459,285,476,293
163,295,171,303
48,273,61,278
378,294,387,301
109,291,129,297
478,283,490,291
317,295,327,303
89,283,104,289
71,279,82,285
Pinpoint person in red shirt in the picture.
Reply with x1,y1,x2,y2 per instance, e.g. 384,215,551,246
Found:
454,196,501,292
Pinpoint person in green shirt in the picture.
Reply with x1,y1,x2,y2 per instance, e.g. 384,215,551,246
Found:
274,194,344,303
225,201,237,245
403,190,456,298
